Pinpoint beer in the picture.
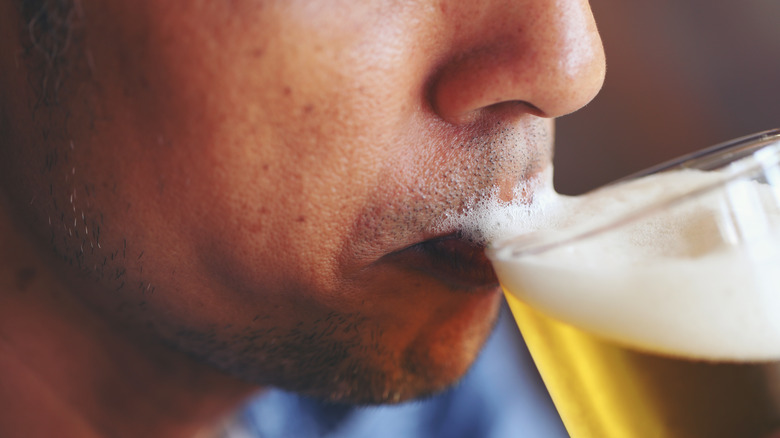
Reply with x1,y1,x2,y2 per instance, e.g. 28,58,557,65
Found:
505,294,780,438
489,164,780,438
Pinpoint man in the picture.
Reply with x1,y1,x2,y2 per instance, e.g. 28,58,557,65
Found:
0,0,605,436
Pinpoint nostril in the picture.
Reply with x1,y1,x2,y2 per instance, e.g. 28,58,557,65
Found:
441,100,546,126
486,100,546,118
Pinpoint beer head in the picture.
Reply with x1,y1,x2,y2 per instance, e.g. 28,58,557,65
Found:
488,131,780,361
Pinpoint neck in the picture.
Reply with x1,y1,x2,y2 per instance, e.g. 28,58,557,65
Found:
0,196,258,438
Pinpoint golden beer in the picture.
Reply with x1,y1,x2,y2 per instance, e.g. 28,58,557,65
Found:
505,292,780,438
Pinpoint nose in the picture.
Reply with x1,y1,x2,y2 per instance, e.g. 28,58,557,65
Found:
430,0,606,124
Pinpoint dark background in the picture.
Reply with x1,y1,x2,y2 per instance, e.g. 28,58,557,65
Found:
555,1,780,195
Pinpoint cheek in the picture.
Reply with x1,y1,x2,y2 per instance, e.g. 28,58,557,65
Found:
179,137,364,305
40,0,432,326
173,105,397,303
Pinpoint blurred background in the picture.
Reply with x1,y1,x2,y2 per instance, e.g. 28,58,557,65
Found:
555,1,780,195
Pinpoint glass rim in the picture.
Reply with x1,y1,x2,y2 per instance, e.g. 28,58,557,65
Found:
487,128,780,260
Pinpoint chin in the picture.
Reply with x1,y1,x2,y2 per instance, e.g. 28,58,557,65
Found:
164,258,504,406
321,283,504,406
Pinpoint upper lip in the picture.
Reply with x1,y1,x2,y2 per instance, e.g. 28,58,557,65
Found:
380,232,499,290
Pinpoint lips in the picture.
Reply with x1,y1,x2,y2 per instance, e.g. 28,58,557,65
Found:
382,234,500,290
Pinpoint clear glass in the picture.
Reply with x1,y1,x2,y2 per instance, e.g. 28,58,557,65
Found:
487,129,780,438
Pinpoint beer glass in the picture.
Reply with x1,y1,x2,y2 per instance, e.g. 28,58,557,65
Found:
487,129,780,438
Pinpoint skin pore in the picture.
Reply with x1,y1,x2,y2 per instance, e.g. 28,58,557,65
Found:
0,0,604,436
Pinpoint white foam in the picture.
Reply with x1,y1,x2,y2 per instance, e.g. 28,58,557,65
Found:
488,169,780,361
434,166,576,245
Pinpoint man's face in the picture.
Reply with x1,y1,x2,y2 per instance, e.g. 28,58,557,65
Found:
0,0,604,403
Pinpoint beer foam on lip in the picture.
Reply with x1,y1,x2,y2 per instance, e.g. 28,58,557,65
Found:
433,166,571,246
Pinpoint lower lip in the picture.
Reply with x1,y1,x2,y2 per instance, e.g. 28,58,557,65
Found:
385,236,501,291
